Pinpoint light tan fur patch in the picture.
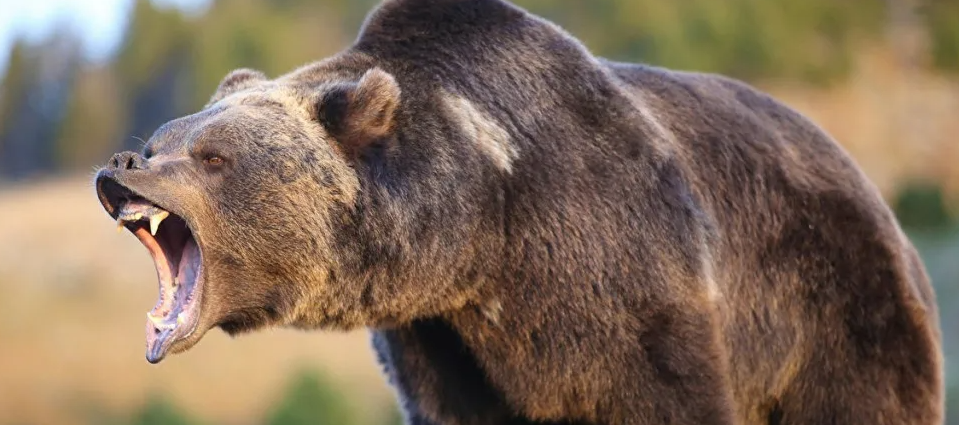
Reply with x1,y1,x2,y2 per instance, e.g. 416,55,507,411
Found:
213,84,312,122
442,93,518,174
617,87,678,160
482,299,503,325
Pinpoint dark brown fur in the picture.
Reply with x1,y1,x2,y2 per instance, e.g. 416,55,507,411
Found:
94,0,943,423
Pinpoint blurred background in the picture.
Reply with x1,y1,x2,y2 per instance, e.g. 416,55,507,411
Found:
0,0,957,424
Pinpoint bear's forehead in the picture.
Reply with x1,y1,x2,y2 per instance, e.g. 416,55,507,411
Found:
147,104,288,152
213,83,308,114
200,83,334,139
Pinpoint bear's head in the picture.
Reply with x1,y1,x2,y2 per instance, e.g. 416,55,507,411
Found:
94,63,496,363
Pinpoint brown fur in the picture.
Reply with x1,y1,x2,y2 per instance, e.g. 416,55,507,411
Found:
94,0,943,424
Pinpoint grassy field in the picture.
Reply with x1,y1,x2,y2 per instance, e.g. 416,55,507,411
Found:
0,177,397,425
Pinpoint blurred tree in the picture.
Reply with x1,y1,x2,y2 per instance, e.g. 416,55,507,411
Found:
0,31,82,180
0,42,27,138
517,0,886,85
114,0,194,150
921,0,959,72
0,40,30,176
54,66,127,171
188,0,365,109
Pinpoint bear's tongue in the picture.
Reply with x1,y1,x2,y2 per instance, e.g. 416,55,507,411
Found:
117,200,203,363
144,236,201,361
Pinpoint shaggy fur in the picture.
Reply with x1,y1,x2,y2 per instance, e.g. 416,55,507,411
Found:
95,0,943,423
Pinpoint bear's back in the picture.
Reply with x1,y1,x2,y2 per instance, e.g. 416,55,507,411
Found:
604,59,942,422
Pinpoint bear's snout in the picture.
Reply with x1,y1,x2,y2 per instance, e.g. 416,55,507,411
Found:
106,151,148,172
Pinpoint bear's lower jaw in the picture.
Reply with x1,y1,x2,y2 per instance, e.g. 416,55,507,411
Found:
116,200,205,364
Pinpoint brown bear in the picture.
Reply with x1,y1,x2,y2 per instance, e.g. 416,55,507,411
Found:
94,0,944,423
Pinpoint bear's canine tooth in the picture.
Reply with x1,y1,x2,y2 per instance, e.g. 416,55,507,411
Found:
177,312,186,326
150,211,170,236
116,218,126,233
147,312,175,330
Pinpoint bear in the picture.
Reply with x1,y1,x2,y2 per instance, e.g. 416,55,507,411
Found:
94,0,944,423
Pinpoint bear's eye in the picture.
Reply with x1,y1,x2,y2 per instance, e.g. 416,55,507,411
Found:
203,155,225,167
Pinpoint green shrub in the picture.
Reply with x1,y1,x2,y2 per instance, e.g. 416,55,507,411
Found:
893,182,956,230
921,0,959,73
126,396,203,425
266,368,357,425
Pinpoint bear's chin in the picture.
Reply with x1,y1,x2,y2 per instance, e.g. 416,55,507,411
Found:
215,311,277,336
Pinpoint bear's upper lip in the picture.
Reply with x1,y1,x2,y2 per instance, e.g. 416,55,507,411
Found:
95,170,205,364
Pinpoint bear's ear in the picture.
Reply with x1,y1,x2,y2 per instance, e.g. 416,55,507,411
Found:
316,68,401,158
207,68,268,106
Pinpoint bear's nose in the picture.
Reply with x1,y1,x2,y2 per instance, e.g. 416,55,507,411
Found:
107,151,148,171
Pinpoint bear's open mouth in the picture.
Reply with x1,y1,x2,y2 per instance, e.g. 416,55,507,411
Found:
105,189,205,364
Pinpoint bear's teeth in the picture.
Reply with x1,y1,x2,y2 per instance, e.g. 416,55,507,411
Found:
177,313,186,326
147,312,176,330
150,211,170,236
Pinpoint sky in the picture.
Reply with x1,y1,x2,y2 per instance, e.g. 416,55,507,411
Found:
0,0,209,73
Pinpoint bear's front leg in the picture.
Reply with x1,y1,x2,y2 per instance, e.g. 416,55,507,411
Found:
372,308,738,425
371,319,520,425
618,307,739,425
439,293,739,425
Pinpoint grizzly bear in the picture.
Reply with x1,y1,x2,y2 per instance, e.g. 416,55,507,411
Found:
94,0,944,423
